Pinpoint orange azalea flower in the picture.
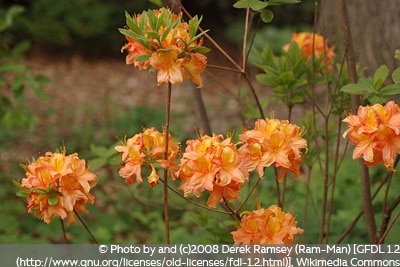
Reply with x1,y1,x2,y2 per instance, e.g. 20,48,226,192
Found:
343,101,400,170
115,128,180,187
182,53,208,88
120,8,209,87
121,36,152,70
149,49,184,86
231,203,304,244
283,32,335,72
239,118,307,181
175,134,249,208
20,149,97,225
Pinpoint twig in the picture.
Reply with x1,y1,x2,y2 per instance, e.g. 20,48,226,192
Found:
159,177,234,216
60,218,68,244
163,82,172,244
335,156,399,243
74,210,99,244
378,210,400,244
235,177,262,213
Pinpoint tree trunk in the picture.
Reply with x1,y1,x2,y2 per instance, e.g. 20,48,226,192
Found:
321,0,400,74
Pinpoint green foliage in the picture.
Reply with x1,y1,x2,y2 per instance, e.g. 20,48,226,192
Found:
0,5,49,131
233,0,300,23
253,43,310,108
340,65,400,104
24,0,157,55
120,8,210,54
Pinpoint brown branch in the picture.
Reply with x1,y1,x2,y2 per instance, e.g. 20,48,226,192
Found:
163,82,172,244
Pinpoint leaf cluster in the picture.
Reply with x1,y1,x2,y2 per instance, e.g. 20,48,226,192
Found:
254,43,309,108
340,65,400,105
233,0,301,23
119,8,210,56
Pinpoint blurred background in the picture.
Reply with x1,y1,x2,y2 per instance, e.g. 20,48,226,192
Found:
1,0,399,243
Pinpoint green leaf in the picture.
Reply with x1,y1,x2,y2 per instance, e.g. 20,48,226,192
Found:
135,54,150,63
189,15,201,39
260,9,274,23
233,0,269,11
340,82,375,95
125,12,140,34
256,73,276,86
119,28,152,49
380,84,400,96
279,71,294,83
0,5,25,32
48,194,59,206
268,0,301,5
395,49,400,60
0,63,27,74
373,64,389,89
145,30,160,40
11,40,31,58
146,8,158,31
367,94,387,105
188,45,211,54
392,67,400,84
32,188,47,195
88,158,107,172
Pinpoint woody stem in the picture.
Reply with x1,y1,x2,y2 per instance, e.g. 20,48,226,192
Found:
163,82,172,244
74,210,99,244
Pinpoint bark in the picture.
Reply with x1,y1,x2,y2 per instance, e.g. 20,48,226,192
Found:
321,0,400,73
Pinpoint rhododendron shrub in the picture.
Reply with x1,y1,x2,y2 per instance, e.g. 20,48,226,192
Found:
19,149,97,225
231,204,304,244
119,7,209,88
343,100,400,170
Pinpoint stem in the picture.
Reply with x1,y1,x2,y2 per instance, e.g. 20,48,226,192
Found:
60,218,68,244
190,87,212,135
378,210,400,244
164,82,172,244
274,168,283,208
159,177,233,215
242,8,250,72
336,0,377,243
335,156,399,243
74,210,99,244
236,177,262,213
325,116,343,243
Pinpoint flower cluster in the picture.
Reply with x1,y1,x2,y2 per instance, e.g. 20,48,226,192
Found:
19,149,97,225
115,128,180,187
343,101,400,170
120,8,209,88
175,134,249,208
283,32,336,72
238,118,308,182
116,119,308,208
231,203,304,244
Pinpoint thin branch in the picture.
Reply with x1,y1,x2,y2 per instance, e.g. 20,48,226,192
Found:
60,218,68,244
378,210,400,244
159,177,233,216
236,177,262,213
74,210,99,244
163,82,172,244
335,156,399,243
